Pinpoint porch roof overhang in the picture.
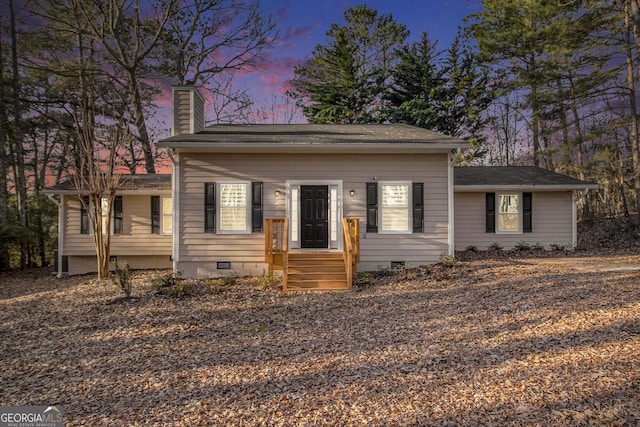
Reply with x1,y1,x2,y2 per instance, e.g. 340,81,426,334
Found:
159,123,470,154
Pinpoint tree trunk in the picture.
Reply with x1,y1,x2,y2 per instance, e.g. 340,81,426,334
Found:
625,1,640,218
129,75,155,174
0,24,9,270
9,0,28,268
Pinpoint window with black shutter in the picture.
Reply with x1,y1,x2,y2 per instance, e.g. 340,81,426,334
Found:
523,192,532,233
113,196,123,234
151,196,160,234
412,182,424,233
251,182,263,232
80,197,89,234
366,182,378,232
204,182,216,233
485,192,496,233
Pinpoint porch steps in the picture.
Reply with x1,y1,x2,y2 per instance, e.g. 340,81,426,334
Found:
286,252,350,291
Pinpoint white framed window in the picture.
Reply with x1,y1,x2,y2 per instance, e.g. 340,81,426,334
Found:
379,181,412,234
161,196,173,235
101,197,110,234
218,181,251,234
497,193,521,233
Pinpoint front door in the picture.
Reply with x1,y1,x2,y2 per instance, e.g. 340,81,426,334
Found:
300,185,329,248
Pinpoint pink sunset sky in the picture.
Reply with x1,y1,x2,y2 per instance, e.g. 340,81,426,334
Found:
152,0,482,137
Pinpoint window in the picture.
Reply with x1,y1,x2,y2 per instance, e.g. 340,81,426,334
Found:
102,196,123,235
152,196,172,234
486,192,532,234
380,182,411,233
366,182,424,234
162,197,173,234
79,196,121,234
219,182,249,233
497,194,520,233
80,197,89,234
204,181,263,234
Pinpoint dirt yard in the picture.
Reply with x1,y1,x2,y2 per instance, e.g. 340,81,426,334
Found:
1,254,638,426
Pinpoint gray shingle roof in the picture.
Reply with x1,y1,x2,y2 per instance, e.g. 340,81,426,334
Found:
159,123,469,150
454,166,597,189
45,174,172,194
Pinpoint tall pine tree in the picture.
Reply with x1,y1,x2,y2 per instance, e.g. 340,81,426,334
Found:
290,4,408,123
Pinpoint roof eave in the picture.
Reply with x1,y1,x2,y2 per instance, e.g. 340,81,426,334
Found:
43,189,172,195
160,142,468,154
454,184,599,192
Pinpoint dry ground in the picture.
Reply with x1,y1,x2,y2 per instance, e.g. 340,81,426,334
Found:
1,255,639,426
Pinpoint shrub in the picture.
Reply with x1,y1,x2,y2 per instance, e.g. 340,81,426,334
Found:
110,261,132,297
550,243,566,251
168,281,192,298
532,242,545,251
440,254,459,268
465,245,478,252
353,272,374,287
151,271,180,289
260,274,281,291
152,271,190,297
514,241,530,251
488,242,503,251
206,274,239,294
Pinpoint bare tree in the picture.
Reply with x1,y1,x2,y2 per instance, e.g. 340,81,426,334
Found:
65,30,131,278
160,0,276,86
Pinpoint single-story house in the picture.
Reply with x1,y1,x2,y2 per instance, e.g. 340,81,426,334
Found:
46,86,597,290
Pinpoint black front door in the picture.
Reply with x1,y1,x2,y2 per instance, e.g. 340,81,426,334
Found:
300,185,329,249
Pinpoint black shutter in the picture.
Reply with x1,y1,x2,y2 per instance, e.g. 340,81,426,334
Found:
252,182,263,232
412,182,424,233
523,192,532,233
151,196,160,234
204,182,216,233
366,182,378,233
486,192,495,233
113,196,123,234
80,197,89,234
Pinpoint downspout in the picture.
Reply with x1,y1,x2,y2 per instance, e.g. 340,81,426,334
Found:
167,148,179,275
47,194,64,278
448,149,462,256
572,188,591,249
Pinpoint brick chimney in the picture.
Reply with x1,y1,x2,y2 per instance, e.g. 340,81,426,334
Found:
171,85,205,136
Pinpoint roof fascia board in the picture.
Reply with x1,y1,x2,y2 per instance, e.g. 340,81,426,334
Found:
43,189,172,195
454,184,599,192
164,143,467,154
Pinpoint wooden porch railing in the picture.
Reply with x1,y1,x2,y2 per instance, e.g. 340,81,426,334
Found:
265,217,360,291
265,218,288,290
342,218,360,288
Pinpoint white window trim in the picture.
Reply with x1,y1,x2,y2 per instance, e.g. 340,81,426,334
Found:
378,181,412,235
160,196,173,235
496,192,523,234
217,181,252,235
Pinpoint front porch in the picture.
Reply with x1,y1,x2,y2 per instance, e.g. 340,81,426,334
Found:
265,218,360,291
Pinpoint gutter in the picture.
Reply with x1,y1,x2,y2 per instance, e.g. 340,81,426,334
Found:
167,148,179,275
47,194,64,278
448,149,463,256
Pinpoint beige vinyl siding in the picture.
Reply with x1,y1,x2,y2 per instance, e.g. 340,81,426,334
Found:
172,88,204,135
67,255,171,275
62,195,172,256
454,191,574,251
172,90,193,136
177,153,450,277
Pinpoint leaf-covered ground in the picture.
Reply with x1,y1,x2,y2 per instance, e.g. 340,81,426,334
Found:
1,255,639,426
